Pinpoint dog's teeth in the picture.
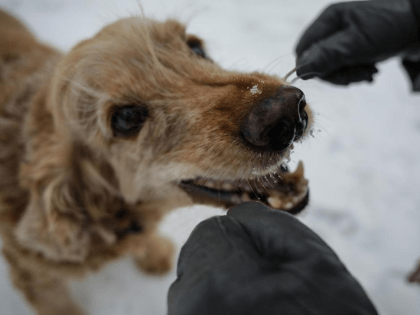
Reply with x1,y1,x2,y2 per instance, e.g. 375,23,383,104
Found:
242,183,252,193
293,161,305,177
293,195,306,204
195,179,206,186
222,182,234,190
300,186,308,197
242,193,251,202
231,194,243,204
284,202,294,210
267,196,283,209
205,182,215,188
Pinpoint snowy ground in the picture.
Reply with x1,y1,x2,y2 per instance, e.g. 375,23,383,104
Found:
1,0,420,314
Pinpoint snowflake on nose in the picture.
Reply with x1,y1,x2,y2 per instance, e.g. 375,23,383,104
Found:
250,84,262,94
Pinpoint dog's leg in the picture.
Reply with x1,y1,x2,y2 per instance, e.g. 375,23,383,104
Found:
3,249,85,315
134,234,175,275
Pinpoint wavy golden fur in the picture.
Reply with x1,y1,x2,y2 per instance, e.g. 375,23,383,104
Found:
0,10,313,314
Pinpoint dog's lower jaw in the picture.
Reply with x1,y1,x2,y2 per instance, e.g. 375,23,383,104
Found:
179,161,309,214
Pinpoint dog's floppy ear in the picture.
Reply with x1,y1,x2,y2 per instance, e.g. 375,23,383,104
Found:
15,86,91,262
15,180,91,262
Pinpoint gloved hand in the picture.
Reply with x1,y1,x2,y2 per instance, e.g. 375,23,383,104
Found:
295,0,420,85
167,202,379,315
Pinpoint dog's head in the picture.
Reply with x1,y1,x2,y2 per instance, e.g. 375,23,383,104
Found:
16,16,314,262
46,17,313,214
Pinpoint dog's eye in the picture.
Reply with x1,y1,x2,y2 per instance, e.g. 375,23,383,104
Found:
187,40,206,58
111,105,149,138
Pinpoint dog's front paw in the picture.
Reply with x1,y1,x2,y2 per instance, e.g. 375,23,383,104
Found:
135,235,174,275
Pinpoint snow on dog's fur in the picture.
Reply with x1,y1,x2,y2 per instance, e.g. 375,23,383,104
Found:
0,10,313,314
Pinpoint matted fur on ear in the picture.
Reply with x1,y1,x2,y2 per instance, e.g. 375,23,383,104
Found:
15,184,91,262
15,85,92,262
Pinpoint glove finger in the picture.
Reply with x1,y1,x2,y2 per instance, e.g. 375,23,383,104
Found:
227,202,341,264
295,3,346,57
168,215,268,315
174,215,264,278
296,26,365,80
321,64,378,85
227,203,379,315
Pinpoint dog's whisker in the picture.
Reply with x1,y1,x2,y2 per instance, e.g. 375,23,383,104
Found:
258,177,270,195
237,180,245,193
246,179,259,200
264,175,275,189
263,54,292,73
267,58,295,75
283,67,297,81
275,170,283,180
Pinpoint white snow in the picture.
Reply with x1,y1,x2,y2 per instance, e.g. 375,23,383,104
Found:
250,84,262,94
0,0,419,314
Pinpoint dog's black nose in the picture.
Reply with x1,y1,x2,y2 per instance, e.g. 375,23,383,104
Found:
241,86,307,151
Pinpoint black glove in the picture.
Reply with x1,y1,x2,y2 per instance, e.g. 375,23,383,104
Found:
168,202,379,315
295,0,420,85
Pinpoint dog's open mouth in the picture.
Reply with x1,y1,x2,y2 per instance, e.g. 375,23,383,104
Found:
179,161,309,215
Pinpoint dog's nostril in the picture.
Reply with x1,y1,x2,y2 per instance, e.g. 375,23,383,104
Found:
298,95,307,110
265,119,295,150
